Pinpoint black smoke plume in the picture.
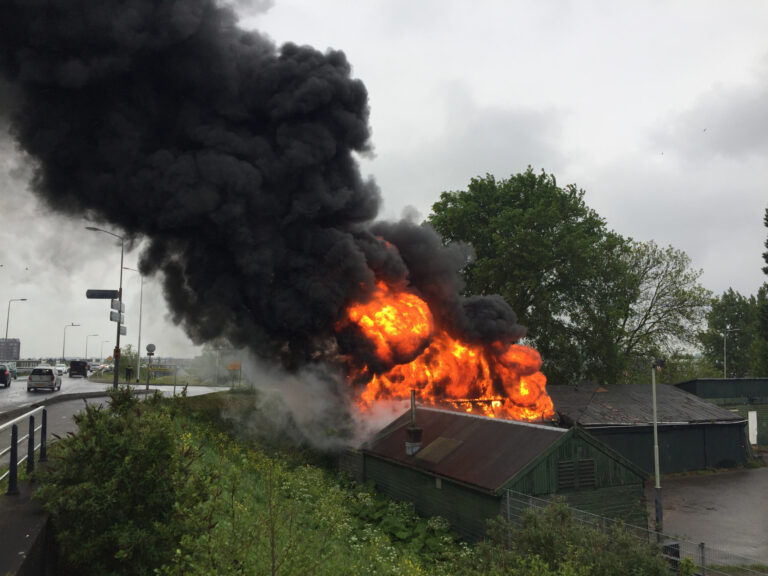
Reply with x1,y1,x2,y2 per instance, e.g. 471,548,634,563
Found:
0,0,525,374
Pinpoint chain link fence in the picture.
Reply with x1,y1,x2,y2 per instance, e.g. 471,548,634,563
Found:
502,490,768,575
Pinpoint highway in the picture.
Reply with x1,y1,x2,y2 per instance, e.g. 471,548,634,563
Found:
0,371,223,418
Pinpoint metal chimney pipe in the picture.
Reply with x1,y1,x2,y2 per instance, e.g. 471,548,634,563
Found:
405,390,423,456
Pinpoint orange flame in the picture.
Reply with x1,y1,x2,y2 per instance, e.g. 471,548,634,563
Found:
339,282,554,422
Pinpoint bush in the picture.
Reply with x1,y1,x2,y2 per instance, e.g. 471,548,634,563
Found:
34,388,208,576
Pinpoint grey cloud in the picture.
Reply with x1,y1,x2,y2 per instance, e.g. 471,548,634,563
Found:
654,62,768,161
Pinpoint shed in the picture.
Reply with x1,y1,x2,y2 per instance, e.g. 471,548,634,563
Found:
549,382,750,474
675,378,768,445
346,407,647,541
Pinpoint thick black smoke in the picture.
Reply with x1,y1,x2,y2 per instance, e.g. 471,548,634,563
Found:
0,0,525,371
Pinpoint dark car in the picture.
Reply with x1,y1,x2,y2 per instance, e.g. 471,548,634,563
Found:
69,359,89,378
0,364,10,387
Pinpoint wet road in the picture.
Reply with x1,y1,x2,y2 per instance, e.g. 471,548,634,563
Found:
0,371,222,416
648,454,768,564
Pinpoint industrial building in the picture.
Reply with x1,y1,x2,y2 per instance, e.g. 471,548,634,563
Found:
549,382,750,474
342,406,648,541
675,378,768,446
0,338,21,361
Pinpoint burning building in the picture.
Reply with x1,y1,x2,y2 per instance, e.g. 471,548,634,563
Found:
0,0,552,422
342,404,648,541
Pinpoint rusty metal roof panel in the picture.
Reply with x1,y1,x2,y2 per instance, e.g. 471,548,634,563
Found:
549,383,745,426
362,407,566,493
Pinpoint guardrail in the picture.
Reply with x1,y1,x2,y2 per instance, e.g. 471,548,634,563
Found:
0,407,47,494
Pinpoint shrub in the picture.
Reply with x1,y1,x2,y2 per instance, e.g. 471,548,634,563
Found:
34,388,208,576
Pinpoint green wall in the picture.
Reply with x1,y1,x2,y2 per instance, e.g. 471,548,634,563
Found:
363,457,501,541
361,429,647,541
587,423,748,473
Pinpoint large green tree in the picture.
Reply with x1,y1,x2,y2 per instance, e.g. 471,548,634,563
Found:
429,168,710,385
698,289,758,377
617,241,710,364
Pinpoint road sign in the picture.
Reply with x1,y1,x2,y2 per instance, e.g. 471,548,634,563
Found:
119,326,127,336
227,362,242,371
110,299,125,312
146,343,156,353
86,289,119,299
109,311,125,323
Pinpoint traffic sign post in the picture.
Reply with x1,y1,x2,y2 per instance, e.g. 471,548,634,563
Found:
145,343,155,391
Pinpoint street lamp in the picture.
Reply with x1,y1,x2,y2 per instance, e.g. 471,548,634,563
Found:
5,298,28,343
651,358,665,539
100,340,111,363
723,327,742,379
85,334,99,361
62,323,80,362
86,226,124,389
123,266,143,383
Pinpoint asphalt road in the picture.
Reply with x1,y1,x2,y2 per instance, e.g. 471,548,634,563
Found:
652,459,768,565
0,371,221,416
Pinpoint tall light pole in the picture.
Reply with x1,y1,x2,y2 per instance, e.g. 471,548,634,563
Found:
723,327,741,379
100,340,110,363
85,334,99,360
86,227,124,389
62,323,80,362
651,358,665,540
123,266,143,383
5,298,28,343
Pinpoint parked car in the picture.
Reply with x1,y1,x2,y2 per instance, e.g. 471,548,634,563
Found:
69,359,89,378
27,366,62,392
55,363,67,375
0,364,11,387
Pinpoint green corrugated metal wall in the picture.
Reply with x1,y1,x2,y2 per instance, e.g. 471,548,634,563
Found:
710,402,768,445
675,380,768,445
587,422,748,474
505,431,647,526
363,457,501,541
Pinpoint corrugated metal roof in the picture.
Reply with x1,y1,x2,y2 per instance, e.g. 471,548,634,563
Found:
362,407,566,493
550,382,745,426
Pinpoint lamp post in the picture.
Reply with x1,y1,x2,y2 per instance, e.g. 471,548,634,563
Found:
651,358,665,540
62,323,80,362
123,266,143,383
86,227,124,389
5,298,28,343
85,334,99,361
100,340,110,363
723,327,741,379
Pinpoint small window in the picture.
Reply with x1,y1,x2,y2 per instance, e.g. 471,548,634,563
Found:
558,459,595,491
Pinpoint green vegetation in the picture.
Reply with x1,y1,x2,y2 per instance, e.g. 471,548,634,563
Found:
428,168,710,385
32,390,675,575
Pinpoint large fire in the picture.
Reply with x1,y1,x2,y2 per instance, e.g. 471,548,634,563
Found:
338,281,555,421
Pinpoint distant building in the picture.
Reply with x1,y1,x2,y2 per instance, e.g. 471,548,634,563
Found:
549,382,750,474
675,378,768,446
0,338,20,361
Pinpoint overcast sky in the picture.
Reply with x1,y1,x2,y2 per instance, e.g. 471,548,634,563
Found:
1,0,767,360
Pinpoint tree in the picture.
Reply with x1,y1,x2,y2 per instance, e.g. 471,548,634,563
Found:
699,289,759,378
429,168,710,385
750,284,768,376
616,241,710,367
763,206,768,275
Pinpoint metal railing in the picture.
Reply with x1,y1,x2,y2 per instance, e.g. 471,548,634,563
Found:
502,489,768,575
0,407,48,494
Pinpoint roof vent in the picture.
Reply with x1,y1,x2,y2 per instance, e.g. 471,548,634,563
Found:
405,390,423,456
